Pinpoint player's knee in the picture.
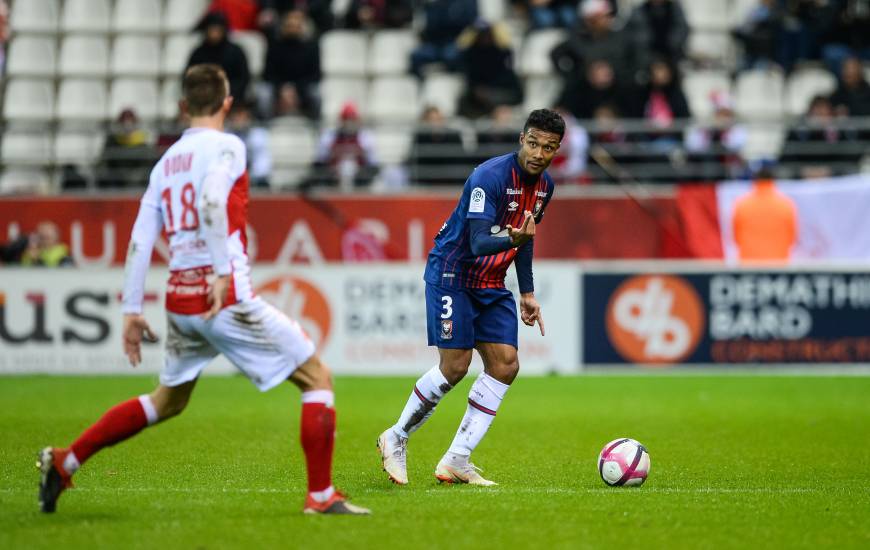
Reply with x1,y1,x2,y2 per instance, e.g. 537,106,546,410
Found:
292,354,333,392
150,391,189,420
439,350,473,384
489,356,520,384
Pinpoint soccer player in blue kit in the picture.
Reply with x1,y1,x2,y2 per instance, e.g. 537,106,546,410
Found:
377,109,564,485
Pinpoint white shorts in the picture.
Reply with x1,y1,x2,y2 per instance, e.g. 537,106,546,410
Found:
162,296,316,392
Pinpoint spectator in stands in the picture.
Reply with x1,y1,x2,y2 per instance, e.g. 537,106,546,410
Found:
784,95,861,178
830,56,870,116
457,20,523,119
187,11,251,101
19,222,74,268
410,0,478,79
99,109,153,188
735,0,824,73
589,103,628,144
685,92,748,178
259,0,333,34
524,0,579,30
626,0,689,63
311,102,379,189
410,105,466,185
228,102,272,187
477,104,521,152
819,0,870,77
260,9,321,119
548,109,590,184
557,59,634,119
343,0,414,30
638,58,689,144
203,0,260,31
732,163,798,263
732,0,782,71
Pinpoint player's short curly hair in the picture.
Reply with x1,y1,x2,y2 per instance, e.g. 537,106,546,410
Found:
523,109,565,140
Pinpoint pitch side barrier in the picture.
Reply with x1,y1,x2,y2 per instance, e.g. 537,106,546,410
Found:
1,262,868,376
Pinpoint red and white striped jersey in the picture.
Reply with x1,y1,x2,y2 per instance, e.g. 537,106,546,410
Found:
122,127,252,315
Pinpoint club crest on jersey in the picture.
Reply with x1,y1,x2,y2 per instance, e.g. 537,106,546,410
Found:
508,201,519,212
440,320,453,339
533,199,543,216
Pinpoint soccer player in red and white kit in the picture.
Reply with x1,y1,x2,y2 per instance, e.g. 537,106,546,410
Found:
37,64,369,516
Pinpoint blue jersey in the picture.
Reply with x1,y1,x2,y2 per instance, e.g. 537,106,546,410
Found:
424,152,555,289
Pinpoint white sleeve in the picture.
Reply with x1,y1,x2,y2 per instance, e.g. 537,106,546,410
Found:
122,175,163,314
197,139,244,276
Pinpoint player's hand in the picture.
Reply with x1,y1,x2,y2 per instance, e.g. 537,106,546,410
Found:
520,293,545,336
123,314,158,367
203,274,231,320
506,210,536,247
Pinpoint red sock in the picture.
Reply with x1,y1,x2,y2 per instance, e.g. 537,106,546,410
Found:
70,397,149,464
300,402,335,493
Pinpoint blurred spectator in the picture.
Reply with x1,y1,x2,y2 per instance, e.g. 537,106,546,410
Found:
734,0,823,73
685,92,748,178
411,105,467,185
99,109,153,188
59,165,89,190
551,0,639,88
310,102,379,189
410,0,478,79
783,95,862,178
228,102,272,187
17,222,74,267
732,164,798,263
0,1,8,74
477,104,521,152
259,0,333,34
343,0,414,29
819,0,870,77
260,9,321,119
548,110,590,184
638,59,689,144
557,59,634,119
733,0,782,70
589,103,628,144
626,0,689,63
187,12,251,101
457,21,523,119
830,56,870,116
156,112,190,154
203,0,259,31
524,0,579,30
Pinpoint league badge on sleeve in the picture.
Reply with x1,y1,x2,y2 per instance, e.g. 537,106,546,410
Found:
469,187,486,213
440,319,453,340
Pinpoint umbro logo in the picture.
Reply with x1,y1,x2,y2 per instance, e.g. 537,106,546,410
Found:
508,201,519,211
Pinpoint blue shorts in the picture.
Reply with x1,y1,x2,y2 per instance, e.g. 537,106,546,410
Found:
425,282,518,350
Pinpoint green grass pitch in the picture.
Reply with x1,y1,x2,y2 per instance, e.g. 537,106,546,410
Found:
1,374,868,549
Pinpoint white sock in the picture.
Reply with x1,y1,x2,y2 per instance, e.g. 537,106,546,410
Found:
447,372,510,457
308,485,335,503
392,366,453,438
63,450,81,474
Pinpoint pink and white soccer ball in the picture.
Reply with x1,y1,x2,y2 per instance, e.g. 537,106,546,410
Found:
598,438,650,487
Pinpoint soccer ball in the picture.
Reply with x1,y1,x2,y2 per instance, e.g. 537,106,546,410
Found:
598,438,650,487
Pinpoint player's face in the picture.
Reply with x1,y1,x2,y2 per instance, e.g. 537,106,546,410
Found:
518,128,561,176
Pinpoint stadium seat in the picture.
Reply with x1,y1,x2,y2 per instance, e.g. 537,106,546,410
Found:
163,0,210,32
372,126,412,165
320,31,368,76
522,76,562,115
61,0,111,33
735,69,785,119
680,0,730,31
9,0,59,32
111,36,161,76
6,36,57,77
159,79,183,120
786,68,837,117
320,77,368,121
3,79,55,122
730,0,759,27
269,167,308,189
517,30,566,77
687,31,735,65
269,124,317,169
113,0,163,33
368,77,420,122
420,73,465,117
478,0,507,22
109,79,160,120
682,69,732,119
1,130,53,166
57,79,108,121
231,31,267,77
59,35,109,77
54,129,104,165
368,30,417,76
742,123,785,161
0,169,52,194
162,34,200,76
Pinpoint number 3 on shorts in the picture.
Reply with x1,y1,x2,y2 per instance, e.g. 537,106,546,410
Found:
440,295,453,319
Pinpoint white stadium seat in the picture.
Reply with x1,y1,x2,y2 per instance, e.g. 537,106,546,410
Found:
687,31,736,65
478,0,507,22
162,34,200,76
61,0,111,33
9,0,59,32
6,36,57,77
368,30,417,76
57,79,108,122
786,68,838,117
54,129,104,165
420,73,464,117
2,131,53,166
735,69,785,119
731,0,760,27
742,123,785,161
320,77,368,121
3,79,55,122
372,126,412,165
163,0,210,32
522,76,562,115
109,78,160,120
269,167,308,189
159,79,183,120
0,169,52,195
231,31,267,78
368,77,420,122
679,0,730,31
682,70,733,119
518,29,566,77
113,0,163,32
59,35,109,77
321,31,368,76
112,36,161,76
270,125,317,168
